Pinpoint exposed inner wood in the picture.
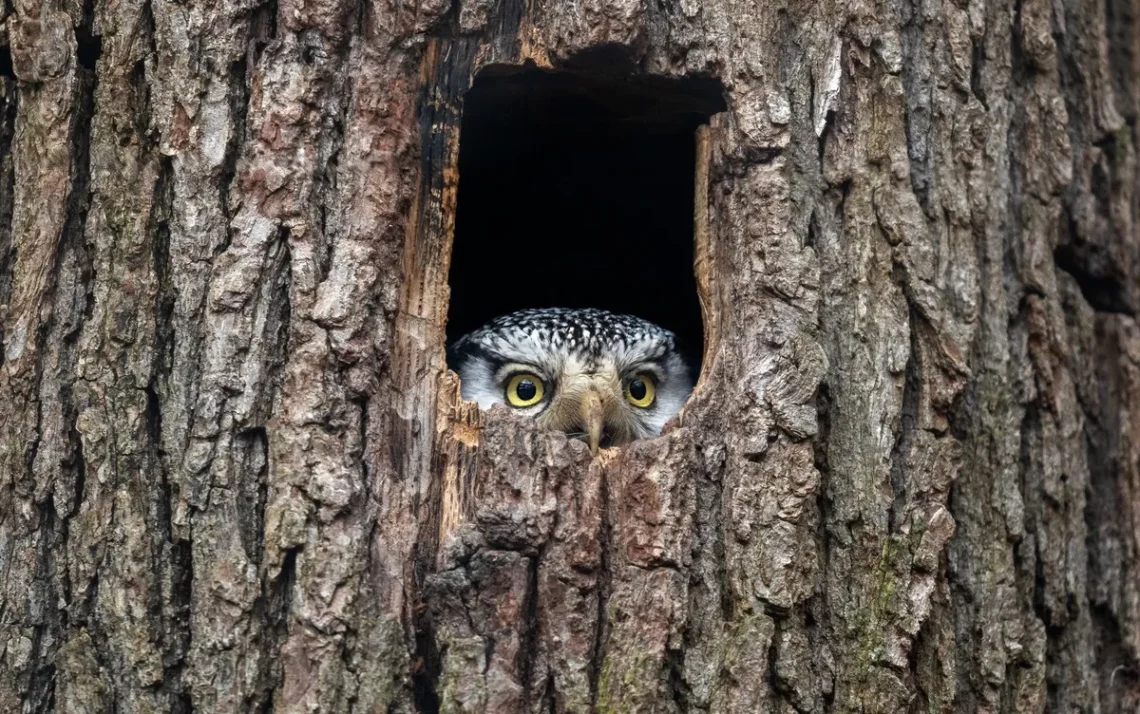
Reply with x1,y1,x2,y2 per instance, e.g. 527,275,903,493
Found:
690,122,719,405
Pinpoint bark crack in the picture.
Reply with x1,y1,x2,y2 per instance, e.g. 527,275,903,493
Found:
588,463,614,709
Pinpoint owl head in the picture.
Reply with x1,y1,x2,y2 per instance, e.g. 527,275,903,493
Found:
448,308,694,453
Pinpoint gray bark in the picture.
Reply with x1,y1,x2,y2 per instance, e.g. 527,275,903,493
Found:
0,0,1138,711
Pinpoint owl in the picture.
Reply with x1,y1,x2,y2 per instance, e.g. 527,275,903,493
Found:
448,308,694,453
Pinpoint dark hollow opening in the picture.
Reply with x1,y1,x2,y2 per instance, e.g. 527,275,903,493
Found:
446,65,725,371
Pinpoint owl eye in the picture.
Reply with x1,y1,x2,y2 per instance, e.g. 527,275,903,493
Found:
506,373,545,407
625,374,656,408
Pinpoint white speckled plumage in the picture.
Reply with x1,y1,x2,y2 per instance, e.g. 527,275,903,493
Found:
449,308,693,448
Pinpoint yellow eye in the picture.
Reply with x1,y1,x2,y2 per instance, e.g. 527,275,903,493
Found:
506,373,545,407
625,374,656,408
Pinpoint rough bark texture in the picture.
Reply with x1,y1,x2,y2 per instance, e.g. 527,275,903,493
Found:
0,0,1138,711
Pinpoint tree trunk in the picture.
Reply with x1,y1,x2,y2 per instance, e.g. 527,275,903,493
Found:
1,0,1138,710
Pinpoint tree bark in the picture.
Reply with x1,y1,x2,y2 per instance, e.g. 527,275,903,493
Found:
1,0,1138,711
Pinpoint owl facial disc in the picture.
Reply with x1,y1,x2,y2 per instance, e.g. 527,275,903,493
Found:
449,308,693,453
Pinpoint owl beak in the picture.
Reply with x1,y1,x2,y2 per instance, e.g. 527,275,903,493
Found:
542,378,627,455
581,388,606,455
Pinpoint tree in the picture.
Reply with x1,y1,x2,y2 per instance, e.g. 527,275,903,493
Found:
1,0,1138,710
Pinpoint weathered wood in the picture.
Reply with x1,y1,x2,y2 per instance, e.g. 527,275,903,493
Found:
1,0,1138,711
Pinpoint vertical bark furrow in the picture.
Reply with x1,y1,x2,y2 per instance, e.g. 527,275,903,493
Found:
587,450,612,712
0,44,17,341
238,26,360,712
1,0,90,706
67,0,184,705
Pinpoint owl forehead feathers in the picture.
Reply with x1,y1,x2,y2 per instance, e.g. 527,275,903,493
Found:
451,307,676,367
